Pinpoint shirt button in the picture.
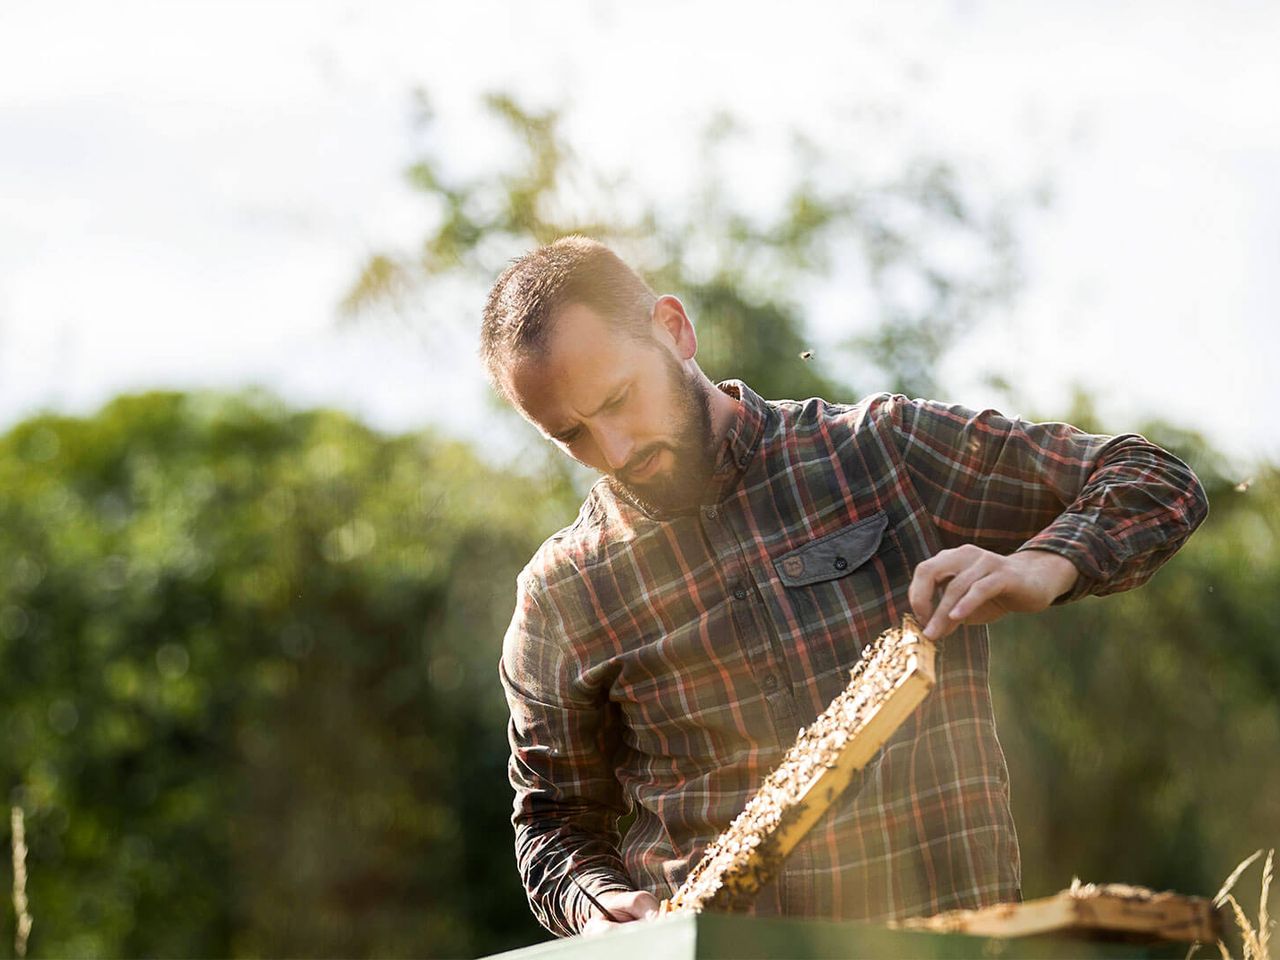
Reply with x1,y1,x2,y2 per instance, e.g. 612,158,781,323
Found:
761,674,778,692
704,506,718,520
733,585,748,601
834,556,848,571
737,452,750,467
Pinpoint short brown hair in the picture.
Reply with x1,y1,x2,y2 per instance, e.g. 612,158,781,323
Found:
480,236,658,400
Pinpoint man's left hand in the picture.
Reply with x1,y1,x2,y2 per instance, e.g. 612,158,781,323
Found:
908,546,1080,641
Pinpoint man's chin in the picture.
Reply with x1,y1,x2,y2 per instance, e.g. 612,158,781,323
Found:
615,472,704,515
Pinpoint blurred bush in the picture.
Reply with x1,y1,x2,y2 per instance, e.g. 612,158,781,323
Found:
992,413,1280,905
0,389,1275,959
0,391,566,957
2,87,1275,959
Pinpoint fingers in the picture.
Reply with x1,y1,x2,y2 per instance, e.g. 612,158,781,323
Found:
908,551,951,624
582,915,619,936
909,545,981,628
910,546,1073,639
582,890,659,935
950,573,1007,624
923,560,994,640
625,891,660,919
911,545,1016,640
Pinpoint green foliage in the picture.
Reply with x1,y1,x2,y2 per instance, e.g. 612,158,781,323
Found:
3,91,1274,960
342,92,1030,401
0,392,568,958
992,428,1280,904
1,394,1276,957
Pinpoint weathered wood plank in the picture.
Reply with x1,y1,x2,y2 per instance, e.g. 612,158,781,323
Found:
898,883,1222,944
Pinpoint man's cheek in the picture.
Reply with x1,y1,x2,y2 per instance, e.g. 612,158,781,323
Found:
559,447,600,474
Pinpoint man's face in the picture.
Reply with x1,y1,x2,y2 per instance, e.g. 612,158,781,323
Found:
507,301,718,513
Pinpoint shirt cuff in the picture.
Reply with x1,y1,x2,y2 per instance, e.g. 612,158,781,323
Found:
1015,515,1119,605
564,867,636,934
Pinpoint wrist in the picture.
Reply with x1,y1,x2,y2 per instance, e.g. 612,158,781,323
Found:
1018,548,1080,602
568,870,635,932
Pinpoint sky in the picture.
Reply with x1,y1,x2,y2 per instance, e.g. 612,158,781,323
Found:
1,0,1277,465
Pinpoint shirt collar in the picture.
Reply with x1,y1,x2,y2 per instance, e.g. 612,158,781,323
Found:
710,378,768,485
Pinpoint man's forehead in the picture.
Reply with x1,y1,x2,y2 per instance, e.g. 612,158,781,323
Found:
506,303,638,431
509,358,625,433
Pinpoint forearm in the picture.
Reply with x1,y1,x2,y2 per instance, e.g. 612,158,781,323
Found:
514,808,635,937
502,612,634,937
1013,433,1209,602
881,396,1209,600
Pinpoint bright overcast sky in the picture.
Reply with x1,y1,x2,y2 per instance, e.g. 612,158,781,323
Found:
2,0,1277,464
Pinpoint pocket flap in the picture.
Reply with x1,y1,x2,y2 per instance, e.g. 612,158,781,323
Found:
773,512,889,587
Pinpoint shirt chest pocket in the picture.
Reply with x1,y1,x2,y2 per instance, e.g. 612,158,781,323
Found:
771,511,909,688
773,511,890,587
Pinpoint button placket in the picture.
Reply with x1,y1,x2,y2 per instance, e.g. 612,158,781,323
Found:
705,499,796,737
702,505,751,606
706,505,767,676
699,504,731,549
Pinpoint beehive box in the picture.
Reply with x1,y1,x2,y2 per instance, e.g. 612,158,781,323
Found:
483,911,1194,960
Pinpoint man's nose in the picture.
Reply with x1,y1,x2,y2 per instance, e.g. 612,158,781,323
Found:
596,426,634,473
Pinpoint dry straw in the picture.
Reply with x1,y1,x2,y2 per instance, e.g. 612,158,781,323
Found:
1188,848,1275,960
11,806,32,958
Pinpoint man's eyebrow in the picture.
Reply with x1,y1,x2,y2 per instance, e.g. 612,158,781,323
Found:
548,382,629,440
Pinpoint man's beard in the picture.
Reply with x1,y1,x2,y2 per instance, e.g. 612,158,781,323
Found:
612,354,718,516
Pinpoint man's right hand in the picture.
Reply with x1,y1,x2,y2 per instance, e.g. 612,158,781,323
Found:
581,889,660,935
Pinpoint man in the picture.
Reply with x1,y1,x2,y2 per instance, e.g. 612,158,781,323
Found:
482,236,1208,938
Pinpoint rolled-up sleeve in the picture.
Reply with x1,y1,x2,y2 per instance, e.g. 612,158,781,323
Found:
500,569,633,937
874,394,1209,602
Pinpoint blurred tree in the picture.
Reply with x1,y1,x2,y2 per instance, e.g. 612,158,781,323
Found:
2,88,1274,960
0,393,565,957
0,399,1275,958
989,403,1280,908
342,93,1028,404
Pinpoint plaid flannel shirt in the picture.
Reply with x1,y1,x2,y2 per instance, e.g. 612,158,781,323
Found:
500,381,1208,937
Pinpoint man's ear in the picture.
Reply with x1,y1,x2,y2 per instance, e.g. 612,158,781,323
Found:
651,295,697,361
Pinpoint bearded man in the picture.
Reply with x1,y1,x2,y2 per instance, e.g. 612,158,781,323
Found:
481,236,1208,937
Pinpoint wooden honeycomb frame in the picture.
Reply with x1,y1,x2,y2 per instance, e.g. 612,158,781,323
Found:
664,615,937,914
